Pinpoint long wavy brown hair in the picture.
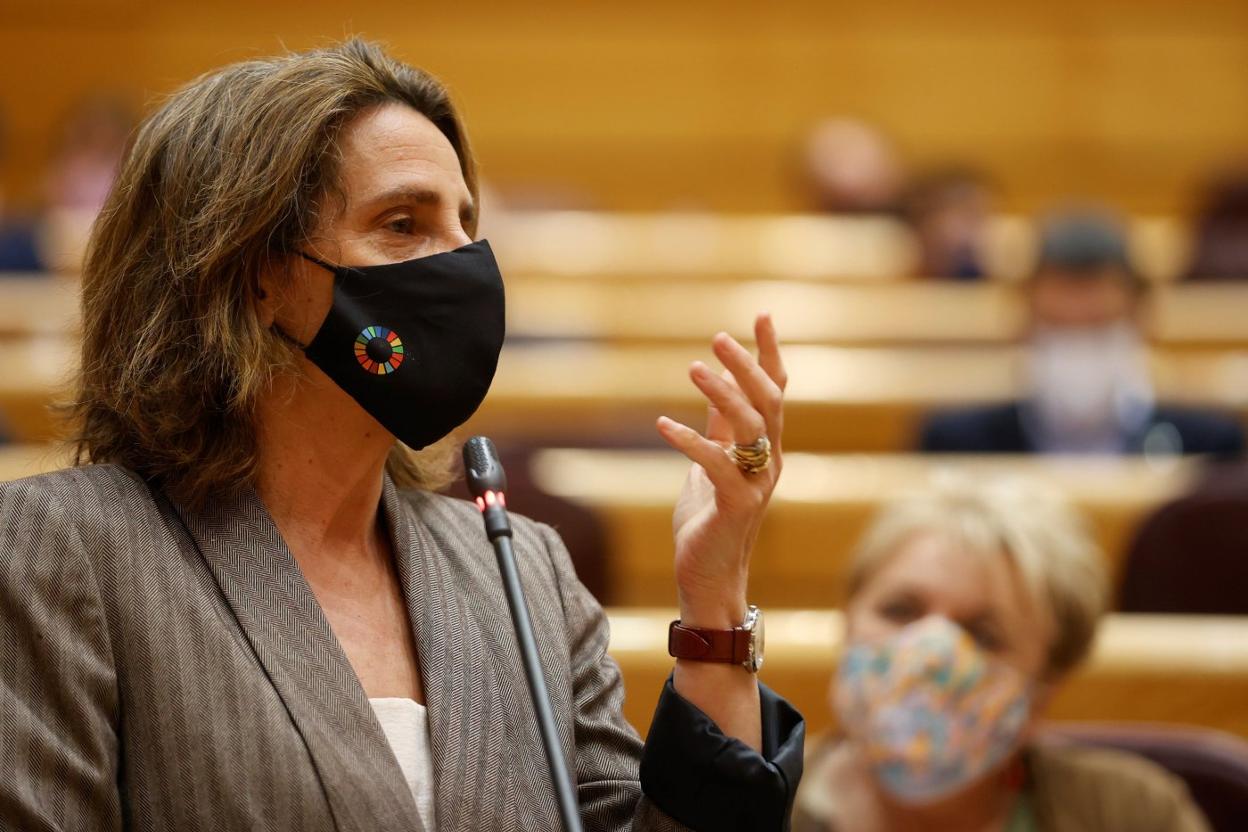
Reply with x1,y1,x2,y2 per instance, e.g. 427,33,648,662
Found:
67,39,476,505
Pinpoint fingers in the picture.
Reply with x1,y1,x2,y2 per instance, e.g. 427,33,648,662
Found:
709,329,784,441
754,313,788,392
691,361,766,445
656,415,748,489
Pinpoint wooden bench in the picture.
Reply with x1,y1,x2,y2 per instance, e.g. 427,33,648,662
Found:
606,609,1248,739
502,272,1248,350
4,249,1247,350
488,212,920,281
533,450,1199,607
463,343,1248,452
0,278,79,339
505,276,1024,346
4,340,1248,447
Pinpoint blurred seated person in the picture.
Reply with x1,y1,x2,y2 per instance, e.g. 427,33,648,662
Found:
801,118,905,214
902,166,998,280
0,110,45,273
1184,164,1248,281
921,210,1245,456
40,94,133,273
793,474,1211,832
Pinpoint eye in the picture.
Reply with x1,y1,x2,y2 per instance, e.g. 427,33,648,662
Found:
385,215,414,235
878,596,922,625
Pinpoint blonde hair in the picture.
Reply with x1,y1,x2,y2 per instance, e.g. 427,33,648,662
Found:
846,472,1108,677
65,39,472,505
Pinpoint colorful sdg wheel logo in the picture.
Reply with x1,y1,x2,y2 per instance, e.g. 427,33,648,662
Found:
354,325,405,375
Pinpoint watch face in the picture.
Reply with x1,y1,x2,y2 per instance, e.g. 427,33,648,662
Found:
749,607,765,672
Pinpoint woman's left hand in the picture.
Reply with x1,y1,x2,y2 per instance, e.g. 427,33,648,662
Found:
657,313,786,628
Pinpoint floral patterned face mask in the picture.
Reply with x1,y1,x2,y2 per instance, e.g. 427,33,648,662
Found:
833,615,1034,805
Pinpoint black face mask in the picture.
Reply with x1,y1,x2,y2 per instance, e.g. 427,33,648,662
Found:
288,239,505,450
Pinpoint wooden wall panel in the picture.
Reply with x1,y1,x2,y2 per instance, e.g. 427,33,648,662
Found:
2,0,1247,213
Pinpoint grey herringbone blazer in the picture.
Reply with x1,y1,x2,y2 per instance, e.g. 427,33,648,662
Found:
0,464,695,831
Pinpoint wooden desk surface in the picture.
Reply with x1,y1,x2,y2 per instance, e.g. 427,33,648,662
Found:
0,278,79,338
533,450,1198,607
504,275,1248,349
0,443,73,482
489,212,919,281
506,277,1024,345
606,609,1248,738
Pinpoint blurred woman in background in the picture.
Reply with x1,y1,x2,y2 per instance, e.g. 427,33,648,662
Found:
794,474,1209,831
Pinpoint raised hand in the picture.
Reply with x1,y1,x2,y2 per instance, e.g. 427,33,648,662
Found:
656,312,787,631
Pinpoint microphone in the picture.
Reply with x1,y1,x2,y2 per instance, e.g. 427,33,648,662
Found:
462,437,585,832
463,436,512,542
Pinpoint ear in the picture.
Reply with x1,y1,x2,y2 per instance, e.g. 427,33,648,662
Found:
254,256,288,329
1021,673,1062,741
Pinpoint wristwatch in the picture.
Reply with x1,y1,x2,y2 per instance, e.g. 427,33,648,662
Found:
667,605,765,672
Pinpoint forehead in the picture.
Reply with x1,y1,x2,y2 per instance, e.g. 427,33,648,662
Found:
866,532,1039,623
333,102,469,205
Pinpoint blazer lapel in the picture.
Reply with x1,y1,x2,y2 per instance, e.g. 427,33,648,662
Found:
383,481,516,832
171,485,425,832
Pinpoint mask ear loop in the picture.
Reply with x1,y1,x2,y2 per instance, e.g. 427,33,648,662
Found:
270,324,308,351
298,250,339,274
266,251,335,350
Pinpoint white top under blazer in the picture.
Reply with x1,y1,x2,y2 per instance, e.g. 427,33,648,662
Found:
369,698,437,830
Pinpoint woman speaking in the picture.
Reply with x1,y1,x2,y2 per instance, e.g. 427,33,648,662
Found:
0,40,802,832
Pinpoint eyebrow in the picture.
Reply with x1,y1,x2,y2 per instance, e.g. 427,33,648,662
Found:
358,186,476,221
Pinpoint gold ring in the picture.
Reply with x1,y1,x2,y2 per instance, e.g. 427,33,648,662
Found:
726,436,771,474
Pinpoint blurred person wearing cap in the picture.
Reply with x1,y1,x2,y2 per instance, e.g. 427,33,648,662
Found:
920,210,1245,457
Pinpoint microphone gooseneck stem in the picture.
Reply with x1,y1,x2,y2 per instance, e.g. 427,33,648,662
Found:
463,436,583,832
487,519,586,832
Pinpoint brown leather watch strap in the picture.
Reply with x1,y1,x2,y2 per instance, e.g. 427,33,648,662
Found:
667,621,750,664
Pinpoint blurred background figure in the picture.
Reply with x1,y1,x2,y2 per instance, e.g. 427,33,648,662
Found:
1184,163,1248,281
901,166,999,280
801,118,905,214
40,95,134,273
793,474,1213,832
0,109,45,273
921,208,1245,456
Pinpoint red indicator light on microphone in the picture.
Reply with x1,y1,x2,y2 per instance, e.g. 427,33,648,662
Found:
474,491,507,512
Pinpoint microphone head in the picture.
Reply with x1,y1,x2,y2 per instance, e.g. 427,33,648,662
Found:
462,435,508,498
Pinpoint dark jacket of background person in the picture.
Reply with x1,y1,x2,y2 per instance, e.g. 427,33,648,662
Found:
794,739,1211,832
919,401,1245,457
0,465,802,832
0,219,44,271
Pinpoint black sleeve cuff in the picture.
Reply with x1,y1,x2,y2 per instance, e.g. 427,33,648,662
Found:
638,675,806,832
